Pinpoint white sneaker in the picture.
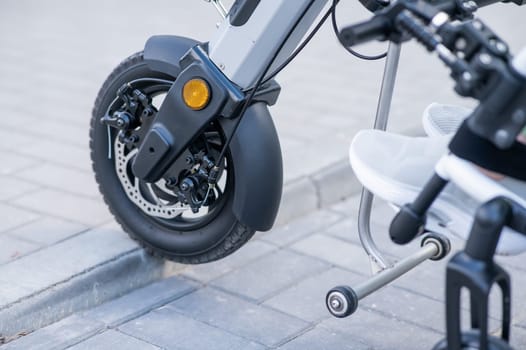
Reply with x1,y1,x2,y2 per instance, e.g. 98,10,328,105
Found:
350,129,526,255
422,102,471,137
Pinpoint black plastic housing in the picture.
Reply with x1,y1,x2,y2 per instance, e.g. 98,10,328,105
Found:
133,45,245,182
140,35,283,231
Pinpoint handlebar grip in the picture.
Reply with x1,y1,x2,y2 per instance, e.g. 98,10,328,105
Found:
358,0,387,13
339,16,391,47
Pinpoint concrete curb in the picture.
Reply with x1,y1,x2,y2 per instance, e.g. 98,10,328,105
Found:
0,250,166,340
276,159,361,226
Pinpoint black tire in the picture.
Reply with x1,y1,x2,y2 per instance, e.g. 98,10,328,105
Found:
90,52,255,264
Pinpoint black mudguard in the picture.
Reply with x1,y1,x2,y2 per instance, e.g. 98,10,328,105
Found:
221,103,283,232
144,35,200,77
143,35,283,231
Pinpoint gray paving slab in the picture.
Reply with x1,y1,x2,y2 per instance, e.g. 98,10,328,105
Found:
15,163,100,198
2,315,104,350
181,240,277,283
320,308,444,350
166,287,310,347
0,235,40,265
290,233,371,275
0,153,40,176
0,129,38,152
264,267,362,323
0,176,38,201
359,285,446,333
3,115,88,148
0,203,40,233
11,189,111,226
119,308,267,350
258,209,344,247
211,249,330,302
6,217,87,246
82,276,197,327
277,326,371,350
67,330,162,350
509,326,526,349
11,139,92,173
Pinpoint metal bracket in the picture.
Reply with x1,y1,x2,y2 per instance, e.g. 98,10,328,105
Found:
204,0,228,18
357,42,402,273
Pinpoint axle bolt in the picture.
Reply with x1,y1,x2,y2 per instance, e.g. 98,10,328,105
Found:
180,178,194,192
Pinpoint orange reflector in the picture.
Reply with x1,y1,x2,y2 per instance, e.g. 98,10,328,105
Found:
182,78,210,110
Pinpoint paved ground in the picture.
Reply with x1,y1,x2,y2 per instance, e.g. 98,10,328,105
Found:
1,0,526,348
7,195,526,349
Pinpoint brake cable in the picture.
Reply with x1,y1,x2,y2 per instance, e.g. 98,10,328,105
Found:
331,0,388,60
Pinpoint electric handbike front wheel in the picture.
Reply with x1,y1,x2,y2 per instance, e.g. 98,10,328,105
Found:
90,52,255,264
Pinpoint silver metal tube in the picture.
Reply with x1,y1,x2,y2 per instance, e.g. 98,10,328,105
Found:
207,0,228,18
357,42,402,272
373,42,401,130
353,242,439,300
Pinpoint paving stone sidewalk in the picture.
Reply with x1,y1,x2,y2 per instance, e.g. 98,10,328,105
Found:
7,195,526,350
0,0,525,344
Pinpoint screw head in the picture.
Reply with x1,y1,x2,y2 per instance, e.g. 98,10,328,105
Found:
479,53,492,65
472,20,483,30
330,298,342,310
455,38,467,50
495,41,508,54
495,129,511,147
462,72,473,81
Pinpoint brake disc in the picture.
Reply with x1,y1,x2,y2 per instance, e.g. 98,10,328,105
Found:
114,138,188,219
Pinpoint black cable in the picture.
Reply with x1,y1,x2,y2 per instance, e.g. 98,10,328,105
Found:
211,0,389,181
331,0,387,60
212,1,318,176
257,1,339,87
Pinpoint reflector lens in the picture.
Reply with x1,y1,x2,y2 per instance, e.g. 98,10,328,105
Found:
182,78,210,110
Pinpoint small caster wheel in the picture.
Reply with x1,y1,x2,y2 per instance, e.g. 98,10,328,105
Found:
325,286,358,318
432,330,512,350
421,232,451,261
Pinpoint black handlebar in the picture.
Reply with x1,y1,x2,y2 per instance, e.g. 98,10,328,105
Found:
340,0,514,49
339,16,391,47
342,0,526,246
